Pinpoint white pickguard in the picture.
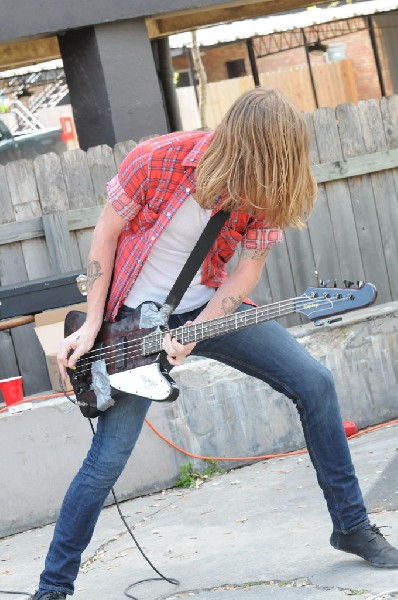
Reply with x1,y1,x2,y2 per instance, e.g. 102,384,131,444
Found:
109,362,173,400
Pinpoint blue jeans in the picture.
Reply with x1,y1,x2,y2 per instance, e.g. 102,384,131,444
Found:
39,304,369,596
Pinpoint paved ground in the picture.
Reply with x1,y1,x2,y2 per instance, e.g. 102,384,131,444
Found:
1,423,398,600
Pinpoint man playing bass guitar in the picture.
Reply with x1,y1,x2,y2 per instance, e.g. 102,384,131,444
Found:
33,88,398,599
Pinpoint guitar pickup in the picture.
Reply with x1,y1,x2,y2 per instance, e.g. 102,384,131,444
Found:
314,316,343,327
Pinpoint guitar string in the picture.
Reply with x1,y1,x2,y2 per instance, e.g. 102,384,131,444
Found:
72,295,351,376
72,295,350,376
73,298,301,375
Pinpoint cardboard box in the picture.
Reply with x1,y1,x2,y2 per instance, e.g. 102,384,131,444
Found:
34,303,87,392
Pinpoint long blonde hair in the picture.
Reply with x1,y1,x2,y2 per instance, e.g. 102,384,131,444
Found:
195,88,317,228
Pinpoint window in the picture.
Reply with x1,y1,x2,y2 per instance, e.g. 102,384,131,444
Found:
175,70,194,88
226,59,247,79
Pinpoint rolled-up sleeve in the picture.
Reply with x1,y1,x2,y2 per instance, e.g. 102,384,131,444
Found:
242,219,284,250
106,145,150,221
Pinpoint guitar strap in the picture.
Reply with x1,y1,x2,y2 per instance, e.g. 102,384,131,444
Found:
160,209,230,319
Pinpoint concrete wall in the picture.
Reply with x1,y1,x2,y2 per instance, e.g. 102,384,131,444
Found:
1,302,397,538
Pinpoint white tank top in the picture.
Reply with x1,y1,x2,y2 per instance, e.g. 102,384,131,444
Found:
124,196,216,313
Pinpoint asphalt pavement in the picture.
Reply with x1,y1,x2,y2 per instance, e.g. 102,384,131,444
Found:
1,423,398,600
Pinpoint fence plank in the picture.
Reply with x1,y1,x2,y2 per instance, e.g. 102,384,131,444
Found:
42,212,74,274
380,96,398,288
261,67,315,114
358,98,398,300
114,140,138,168
284,228,316,295
303,112,342,287
61,148,97,268
0,165,28,289
87,144,117,205
251,265,273,307
313,106,365,285
265,241,297,328
5,159,52,280
380,97,398,227
313,59,358,108
205,76,254,129
34,153,81,271
336,102,391,304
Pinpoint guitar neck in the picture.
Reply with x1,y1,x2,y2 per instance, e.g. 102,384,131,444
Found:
142,299,296,355
141,282,377,356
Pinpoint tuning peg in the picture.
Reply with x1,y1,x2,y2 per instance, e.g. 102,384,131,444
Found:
343,280,354,289
320,279,330,288
357,280,365,288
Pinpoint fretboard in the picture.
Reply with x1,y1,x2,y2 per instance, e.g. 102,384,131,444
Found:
141,299,296,356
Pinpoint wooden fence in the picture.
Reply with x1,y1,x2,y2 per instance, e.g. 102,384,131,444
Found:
177,59,358,129
1,95,398,396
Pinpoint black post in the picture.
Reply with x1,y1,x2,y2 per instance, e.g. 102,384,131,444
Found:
186,45,199,104
152,37,183,132
246,38,260,87
302,30,319,109
368,16,386,97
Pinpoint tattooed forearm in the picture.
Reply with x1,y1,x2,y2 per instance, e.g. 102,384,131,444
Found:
87,259,104,290
221,295,243,316
240,247,270,260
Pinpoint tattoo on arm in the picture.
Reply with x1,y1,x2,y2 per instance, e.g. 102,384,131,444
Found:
240,247,270,260
87,259,104,290
221,295,243,316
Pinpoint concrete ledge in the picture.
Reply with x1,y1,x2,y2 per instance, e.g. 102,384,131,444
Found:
1,302,397,537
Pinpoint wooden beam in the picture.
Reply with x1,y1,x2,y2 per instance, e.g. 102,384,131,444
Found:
146,0,328,39
67,205,103,231
0,315,34,331
0,36,60,71
312,148,398,183
0,207,102,247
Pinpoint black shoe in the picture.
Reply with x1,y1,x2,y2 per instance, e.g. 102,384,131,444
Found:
31,593,67,600
331,524,398,568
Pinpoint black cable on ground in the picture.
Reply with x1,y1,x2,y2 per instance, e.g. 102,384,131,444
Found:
85,418,179,600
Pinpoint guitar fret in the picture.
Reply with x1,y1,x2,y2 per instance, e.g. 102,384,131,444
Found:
138,286,372,358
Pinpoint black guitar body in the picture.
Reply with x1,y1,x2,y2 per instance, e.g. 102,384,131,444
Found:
64,308,179,418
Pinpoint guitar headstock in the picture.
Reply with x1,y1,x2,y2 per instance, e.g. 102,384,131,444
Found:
296,282,377,321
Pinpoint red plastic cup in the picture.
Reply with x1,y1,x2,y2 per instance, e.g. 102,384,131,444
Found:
343,420,358,438
0,376,23,407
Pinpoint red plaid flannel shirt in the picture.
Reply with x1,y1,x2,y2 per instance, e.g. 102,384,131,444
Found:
105,131,283,321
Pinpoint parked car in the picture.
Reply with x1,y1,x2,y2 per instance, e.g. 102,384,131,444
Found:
0,118,67,165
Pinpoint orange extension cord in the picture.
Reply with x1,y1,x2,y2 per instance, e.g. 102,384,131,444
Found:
2,391,398,462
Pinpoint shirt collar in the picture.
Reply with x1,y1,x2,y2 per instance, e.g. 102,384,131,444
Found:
182,131,215,168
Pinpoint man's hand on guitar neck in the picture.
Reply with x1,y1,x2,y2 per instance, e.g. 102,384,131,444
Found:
57,323,99,383
163,321,196,366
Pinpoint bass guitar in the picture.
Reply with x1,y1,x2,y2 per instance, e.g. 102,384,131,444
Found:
65,282,377,408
